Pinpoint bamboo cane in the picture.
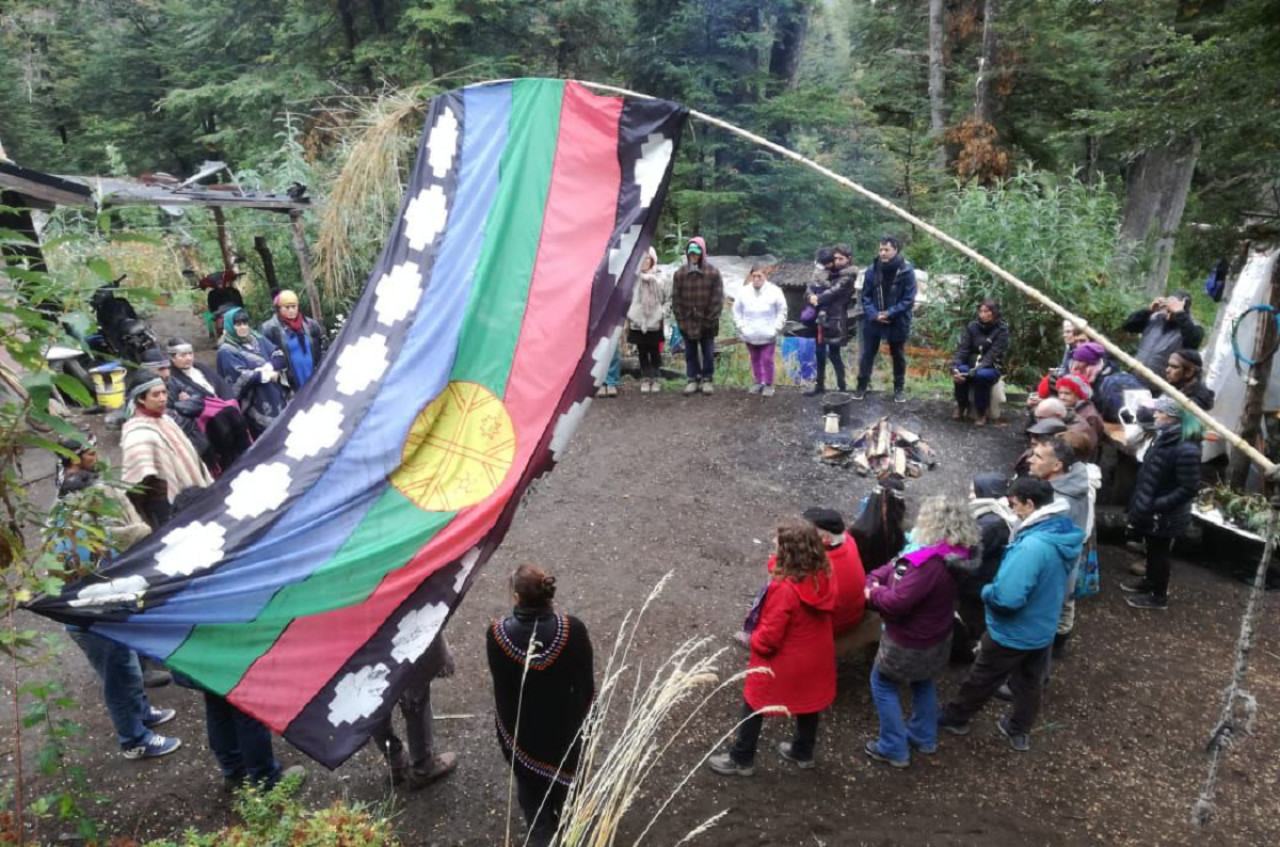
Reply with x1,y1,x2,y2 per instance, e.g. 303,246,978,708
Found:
463,78,1276,478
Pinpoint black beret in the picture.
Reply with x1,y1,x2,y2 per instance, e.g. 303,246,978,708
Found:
802,507,846,535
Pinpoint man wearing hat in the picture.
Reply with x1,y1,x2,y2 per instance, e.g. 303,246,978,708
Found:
261,289,327,392
671,237,724,395
1157,349,1215,411
120,371,212,527
1013,405,1069,477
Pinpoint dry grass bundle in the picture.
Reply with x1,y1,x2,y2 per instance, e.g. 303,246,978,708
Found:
509,572,780,847
313,83,438,303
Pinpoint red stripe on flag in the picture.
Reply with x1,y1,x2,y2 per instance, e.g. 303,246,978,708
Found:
228,82,624,730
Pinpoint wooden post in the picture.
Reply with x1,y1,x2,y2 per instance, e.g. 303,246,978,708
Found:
210,206,233,270
289,210,323,323
254,235,280,298
1228,253,1280,490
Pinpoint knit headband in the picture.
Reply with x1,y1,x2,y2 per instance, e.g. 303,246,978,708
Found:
127,376,164,405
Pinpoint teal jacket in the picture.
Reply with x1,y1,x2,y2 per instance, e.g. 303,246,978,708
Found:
982,501,1084,650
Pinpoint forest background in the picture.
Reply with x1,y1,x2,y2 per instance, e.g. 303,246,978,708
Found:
2,0,1278,378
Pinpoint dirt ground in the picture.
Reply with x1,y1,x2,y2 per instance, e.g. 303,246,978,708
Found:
8,307,1280,846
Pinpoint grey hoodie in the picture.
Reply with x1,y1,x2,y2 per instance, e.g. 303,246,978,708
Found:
1048,461,1091,534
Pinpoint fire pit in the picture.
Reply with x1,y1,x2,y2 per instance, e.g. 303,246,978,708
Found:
819,415,939,476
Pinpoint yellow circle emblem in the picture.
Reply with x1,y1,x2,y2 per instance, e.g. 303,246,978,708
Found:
390,381,516,512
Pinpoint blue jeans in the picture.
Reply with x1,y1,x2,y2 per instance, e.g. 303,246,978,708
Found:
605,344,622,387
683,336,716,381
66,627,152,750
869,663,937,762
205,692,281,785
953,365,1000,413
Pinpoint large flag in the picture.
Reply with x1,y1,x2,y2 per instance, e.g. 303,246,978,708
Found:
29,79,687,768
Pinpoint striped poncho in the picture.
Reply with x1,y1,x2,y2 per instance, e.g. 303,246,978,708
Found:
121,413,214,499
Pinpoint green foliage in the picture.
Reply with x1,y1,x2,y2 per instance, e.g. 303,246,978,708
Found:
916,168,1142,383
142,775,399,847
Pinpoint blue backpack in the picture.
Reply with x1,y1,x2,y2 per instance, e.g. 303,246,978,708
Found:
1204,257,1228,303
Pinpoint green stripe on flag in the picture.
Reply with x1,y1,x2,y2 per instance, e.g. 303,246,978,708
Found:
451,78,564,395
167,79,567,694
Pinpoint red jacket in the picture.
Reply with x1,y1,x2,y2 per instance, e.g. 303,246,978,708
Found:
745,571,837,715
828,533,866,636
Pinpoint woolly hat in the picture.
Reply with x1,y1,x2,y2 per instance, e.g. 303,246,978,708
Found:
1153,396,1183,418
1071,342,1106,364
802,507,846,535
275,289,300,307
1175,349,1203,369
1056,374,1092,401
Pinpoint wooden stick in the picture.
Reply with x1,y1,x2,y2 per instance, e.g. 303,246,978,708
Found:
462,78,1277,478
289,210,323,324
210,206,233,271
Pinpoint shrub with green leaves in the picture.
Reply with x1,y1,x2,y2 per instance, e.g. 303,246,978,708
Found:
914,168,1143,385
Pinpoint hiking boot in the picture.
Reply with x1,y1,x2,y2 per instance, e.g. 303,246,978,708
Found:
994,683,1013,702
1126,593,1168,611
894,389,907,404
683,380,699,395
937,715,972,736
143,706,176,728
777,742,816,769
762,385,776,397
142,668,173,688
748,383,764,395
863,740,908,768
952,406,969,421
707,753,754,777
974,414,988,427
997,717,1031,752
122,734,182,760
1120,578,1154,594
406,753,458,790
700,381,714,395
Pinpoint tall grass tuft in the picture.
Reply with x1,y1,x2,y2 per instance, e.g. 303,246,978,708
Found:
514,571,778,847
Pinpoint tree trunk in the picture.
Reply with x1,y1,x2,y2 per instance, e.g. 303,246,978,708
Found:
1120,136,1200,297
1228,253,1280,491
768,4,809,93
254,236,279,299
974,0,999,125
927,0,946,169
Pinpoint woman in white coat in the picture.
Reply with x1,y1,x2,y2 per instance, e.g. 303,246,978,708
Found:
733,265,788,396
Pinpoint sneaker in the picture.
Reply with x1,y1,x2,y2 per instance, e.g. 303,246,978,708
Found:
908,737,937,756
407,752,457,790
700,381,714,395
851,388,866,400
863,740,909,768
1125,539,1146,555
996,717,1031,752
122,734,182,760
777,742,816,769
762,385,775,397
994,683,1013,702
639,380,651,394
143,706,176,728
649,379,662,394
1128,560,1147,576
894,390,907,404
707,752,754,777
1120,578,1154,594
731,630,751,651
937,715,972,736
748,383,764,395
683,381,699,395
142,669,173,688
606,384,618,397
802,386,824,396
1126,593,1168,611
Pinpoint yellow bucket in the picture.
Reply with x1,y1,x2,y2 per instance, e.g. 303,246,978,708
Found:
91,364,127,409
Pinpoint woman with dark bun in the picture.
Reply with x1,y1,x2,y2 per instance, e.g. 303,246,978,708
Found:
486,565,595,847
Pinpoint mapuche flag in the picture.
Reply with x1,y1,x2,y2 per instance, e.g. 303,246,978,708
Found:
29,79,687,768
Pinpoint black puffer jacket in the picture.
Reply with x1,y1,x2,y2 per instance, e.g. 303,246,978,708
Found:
1128,424,1201,538
952,318,1010,373
805,265,859,346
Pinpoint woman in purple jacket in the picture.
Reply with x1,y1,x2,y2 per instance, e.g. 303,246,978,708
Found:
863,495,978,767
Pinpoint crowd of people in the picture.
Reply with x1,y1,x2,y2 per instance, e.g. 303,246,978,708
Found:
43,241,1216,847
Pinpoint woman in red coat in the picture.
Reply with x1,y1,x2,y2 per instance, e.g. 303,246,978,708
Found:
709,519,836,776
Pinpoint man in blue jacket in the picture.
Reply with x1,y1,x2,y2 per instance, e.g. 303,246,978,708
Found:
854,237,917,403
937,476,1084,752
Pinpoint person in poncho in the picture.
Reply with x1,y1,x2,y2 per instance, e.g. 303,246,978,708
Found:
120,372,213,527
166,336,253,473
216,308,289,437
486,565,594,847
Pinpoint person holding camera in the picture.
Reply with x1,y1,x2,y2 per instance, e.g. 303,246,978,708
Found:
1122,290,1204,384
950,299,1009,426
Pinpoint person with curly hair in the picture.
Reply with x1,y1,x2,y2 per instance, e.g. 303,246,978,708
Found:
863,495,978,767
709,519,836,776
486,565,594,847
